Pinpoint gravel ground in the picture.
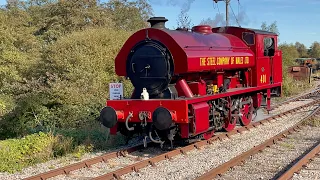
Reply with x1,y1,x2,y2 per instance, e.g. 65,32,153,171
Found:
121,105,318,180
268,99,314,115
271,80,320,106
48,147,166,180
0,86,318,180
292,154,320,180
217,126,320,180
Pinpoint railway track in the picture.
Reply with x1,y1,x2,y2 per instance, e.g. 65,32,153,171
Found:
96,100,320,180
196,106,320,180
21,89,320,180
278,140,320,180
270,86,320,111
22,144,157,180
291,151,320,180
26,91,318,180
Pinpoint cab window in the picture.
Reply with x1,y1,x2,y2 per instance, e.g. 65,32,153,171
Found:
263,37,275,56
242,32,255,45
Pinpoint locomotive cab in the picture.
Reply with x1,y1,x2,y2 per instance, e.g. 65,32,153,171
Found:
212,26,282,96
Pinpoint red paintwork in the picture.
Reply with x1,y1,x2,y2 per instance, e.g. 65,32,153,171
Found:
212,26,282,88
105,22,283,140
252,92,262,107
116,111,124,119
217,72,224,87
191,102,210,135
106,83,280,123
115,28,255,76
267,89,271,110
192,25,213,34
185,83,281,104
240,104,251,125
175,79,194,98
239,99,253,126
273,50,283,84
188,80,207,96
179,124,189,138
223,118,236,131
203,130,215,140
106,100,188,124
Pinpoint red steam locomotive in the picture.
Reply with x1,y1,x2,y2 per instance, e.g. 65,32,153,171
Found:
100,17,282,147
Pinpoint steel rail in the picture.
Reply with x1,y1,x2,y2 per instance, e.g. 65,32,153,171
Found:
23,96,320,180
276,141,320,180
23,144,147,180
270,88,320,111
195,104,320,180
91,99,320,180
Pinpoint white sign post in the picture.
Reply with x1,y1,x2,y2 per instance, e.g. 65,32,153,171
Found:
109,83,124,100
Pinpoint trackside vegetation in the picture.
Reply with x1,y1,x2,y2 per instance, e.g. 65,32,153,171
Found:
0,0,319,173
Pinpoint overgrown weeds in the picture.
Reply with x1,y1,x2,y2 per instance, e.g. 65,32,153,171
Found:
282,71,315,97
302,117,320,127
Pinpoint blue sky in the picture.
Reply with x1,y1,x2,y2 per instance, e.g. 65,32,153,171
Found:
0,0,319,48
150,0,320,48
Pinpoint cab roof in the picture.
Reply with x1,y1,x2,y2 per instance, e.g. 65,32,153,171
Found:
212,26,278,36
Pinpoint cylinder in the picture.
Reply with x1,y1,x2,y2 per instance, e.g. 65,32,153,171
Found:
175,79,194,98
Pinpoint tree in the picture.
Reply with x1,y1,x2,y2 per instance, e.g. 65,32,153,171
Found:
278,43,300,67
308,41,320,58
24,0,115,43
176,9,193,29
19,0,153,43
103,0,153,31
295,42,308,58
261,21,279,36
0,0,155,138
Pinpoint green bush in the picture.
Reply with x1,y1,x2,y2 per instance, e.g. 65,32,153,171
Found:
0,0,150,140
0,132,55,173
282,71,314,97
0,94,15,117
1,28,134,138
278,43,312,97
0,128,120,173
40,27,134,128
54,123,126,152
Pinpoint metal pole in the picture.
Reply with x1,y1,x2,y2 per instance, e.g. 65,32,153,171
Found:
309,66,312,84
226,0,230,26
213,0,231,26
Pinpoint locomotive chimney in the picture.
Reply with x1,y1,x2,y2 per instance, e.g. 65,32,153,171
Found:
147,17,168,29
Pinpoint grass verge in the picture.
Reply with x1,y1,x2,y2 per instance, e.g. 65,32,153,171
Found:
0,122,126,173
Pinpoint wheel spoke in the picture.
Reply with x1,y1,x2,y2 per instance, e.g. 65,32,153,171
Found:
239,97,254,126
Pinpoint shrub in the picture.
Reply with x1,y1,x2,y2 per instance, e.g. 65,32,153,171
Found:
1,28,134,138
0,132,55,173
0,94,15,117
0,129,116,173
278,43,314,97
40,27,134,128
282,71,314,97
54,121,126,150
